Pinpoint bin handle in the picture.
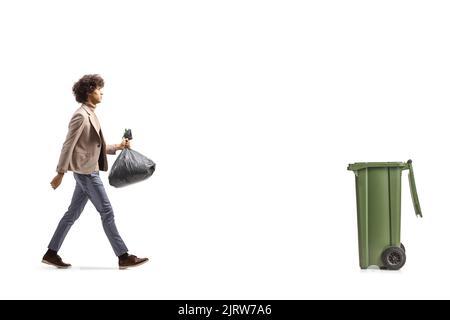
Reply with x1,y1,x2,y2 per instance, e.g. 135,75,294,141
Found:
406,159,423,217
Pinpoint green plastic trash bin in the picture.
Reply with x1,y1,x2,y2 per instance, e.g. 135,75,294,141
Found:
347,160,422,270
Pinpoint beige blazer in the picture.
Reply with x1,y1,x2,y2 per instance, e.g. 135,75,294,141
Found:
56,105,116,174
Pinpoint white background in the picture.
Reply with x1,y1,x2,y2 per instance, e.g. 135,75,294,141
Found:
0,0,449,299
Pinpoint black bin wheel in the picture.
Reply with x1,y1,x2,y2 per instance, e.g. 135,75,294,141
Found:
400,243,405,253
382,246,406,270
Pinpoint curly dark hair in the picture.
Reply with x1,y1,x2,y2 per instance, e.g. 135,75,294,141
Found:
72,74,104,103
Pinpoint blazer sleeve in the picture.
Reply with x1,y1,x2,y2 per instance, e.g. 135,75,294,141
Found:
106,144,117,155
56,113,86,173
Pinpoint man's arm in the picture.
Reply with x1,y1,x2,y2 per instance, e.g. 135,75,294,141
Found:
51,113,86,190
106,138,130,155
106,144,118,155
56,113,86,173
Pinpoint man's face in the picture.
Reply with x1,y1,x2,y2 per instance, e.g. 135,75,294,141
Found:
88,87,103,105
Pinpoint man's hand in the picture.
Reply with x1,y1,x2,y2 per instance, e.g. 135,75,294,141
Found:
51,173,64,190
116,138,131,151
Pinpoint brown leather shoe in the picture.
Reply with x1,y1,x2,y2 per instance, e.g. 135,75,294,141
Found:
42,253,71,269
119,255,149,269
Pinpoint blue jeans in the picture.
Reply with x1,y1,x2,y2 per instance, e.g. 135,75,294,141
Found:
48,172,128,256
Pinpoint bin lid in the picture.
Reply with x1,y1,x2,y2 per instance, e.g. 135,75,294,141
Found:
348,160,423,218
347,162,408,171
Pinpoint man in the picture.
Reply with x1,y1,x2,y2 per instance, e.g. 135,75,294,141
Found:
42,74,148,269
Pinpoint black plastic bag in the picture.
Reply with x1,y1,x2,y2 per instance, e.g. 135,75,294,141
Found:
108,148,156,188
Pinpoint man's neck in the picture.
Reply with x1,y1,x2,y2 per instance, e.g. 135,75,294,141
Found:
84,102,96,109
